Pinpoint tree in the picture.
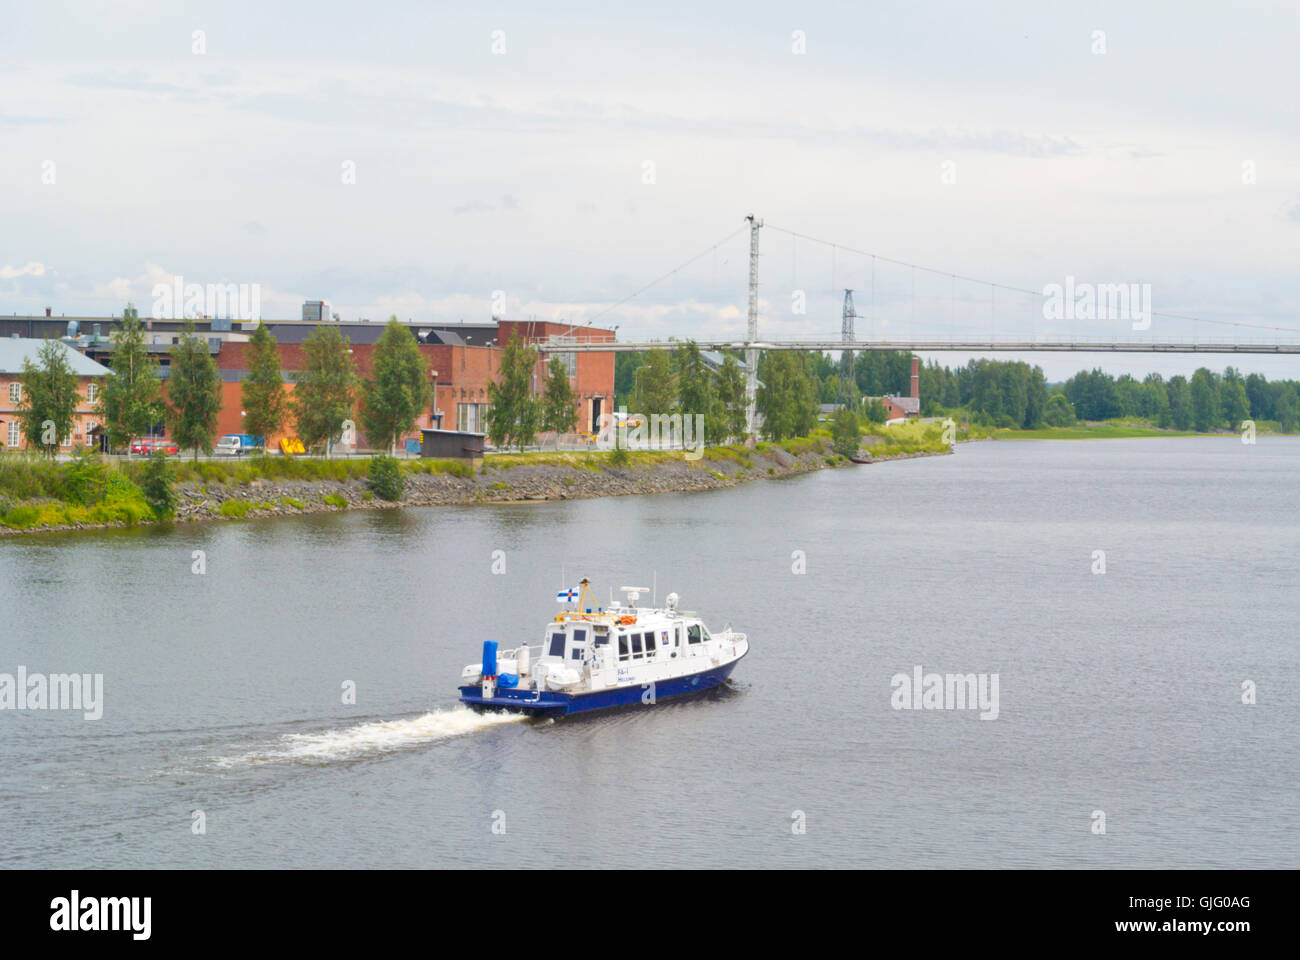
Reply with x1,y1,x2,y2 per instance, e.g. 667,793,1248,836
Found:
1245,373,1272,421
831,408,861,457
1139,373,1169,422
293,326,358,455
360,318,432,453
18,340,81,456
540,356,577,446
1042,393,1075,427
485,331,540,451
1065,368,1121,421
1190,368,1219,432
614,352,647,408
864,397,888,424
1023,366,1048,428
630,349,675,417
367,454,404,501
165,322,223,460
1166,375,1193,429
756,351,817,440
715,354,748,443
97,303,163,454
1273,383,1299,433
673,341,720,444
1219,376,1250,431
241,321,288,447
139,450,177,518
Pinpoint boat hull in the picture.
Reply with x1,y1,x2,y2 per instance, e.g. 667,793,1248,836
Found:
459,659,741,717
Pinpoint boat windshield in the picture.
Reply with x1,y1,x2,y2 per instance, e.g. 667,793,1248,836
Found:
547,631,565,657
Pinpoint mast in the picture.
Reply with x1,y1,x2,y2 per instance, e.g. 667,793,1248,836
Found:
745,214,762,442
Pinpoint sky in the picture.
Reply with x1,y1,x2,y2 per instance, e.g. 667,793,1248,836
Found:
2,0,1298,380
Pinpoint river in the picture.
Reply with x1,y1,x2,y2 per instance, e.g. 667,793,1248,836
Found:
1,437,1296,868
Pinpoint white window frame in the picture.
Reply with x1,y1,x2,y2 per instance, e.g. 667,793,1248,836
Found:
8,382,21,404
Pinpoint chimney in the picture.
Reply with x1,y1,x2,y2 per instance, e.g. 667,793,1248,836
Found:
910,356,919,400
45,307,51,317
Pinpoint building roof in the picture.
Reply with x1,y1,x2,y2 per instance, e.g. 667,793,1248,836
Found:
700,350,748,372
0,338,112,376
869,394,920,414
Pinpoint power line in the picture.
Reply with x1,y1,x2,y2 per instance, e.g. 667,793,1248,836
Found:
584,225,747,324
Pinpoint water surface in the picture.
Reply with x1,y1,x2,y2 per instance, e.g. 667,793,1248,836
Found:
1,438,1296,868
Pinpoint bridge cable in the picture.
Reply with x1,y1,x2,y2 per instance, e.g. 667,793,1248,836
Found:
763,223,1300,335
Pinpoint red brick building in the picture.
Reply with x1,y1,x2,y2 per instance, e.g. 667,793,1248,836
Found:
196,319,615,450
0,314,616,451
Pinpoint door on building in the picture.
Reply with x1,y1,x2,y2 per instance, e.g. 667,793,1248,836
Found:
590,396,603,434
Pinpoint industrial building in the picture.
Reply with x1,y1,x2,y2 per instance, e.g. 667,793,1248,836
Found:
0,309,616,452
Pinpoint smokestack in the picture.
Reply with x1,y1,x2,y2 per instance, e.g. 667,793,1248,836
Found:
45,307,51,317
910,356,919,400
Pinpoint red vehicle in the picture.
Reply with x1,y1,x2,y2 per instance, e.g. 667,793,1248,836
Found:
129,437,180,456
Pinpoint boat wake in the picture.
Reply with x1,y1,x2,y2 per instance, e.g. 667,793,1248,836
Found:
213,708,523,767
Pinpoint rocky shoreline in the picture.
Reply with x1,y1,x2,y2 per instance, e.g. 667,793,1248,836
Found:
0,442,953,536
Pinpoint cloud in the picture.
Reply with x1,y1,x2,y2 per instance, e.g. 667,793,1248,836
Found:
452,199,494,215
0,262,48,280
452,194,520,215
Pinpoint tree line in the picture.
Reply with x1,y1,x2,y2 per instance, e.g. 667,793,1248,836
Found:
11,305,436,458
919,358,1300,431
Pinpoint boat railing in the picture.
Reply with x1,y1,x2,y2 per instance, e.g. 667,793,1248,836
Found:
498,642,543,664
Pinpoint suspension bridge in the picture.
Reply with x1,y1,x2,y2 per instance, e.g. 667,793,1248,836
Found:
535,215,1300,436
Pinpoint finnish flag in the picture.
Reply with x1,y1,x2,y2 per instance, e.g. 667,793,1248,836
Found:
557,587,578,603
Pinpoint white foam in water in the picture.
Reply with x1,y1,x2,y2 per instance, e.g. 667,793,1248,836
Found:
216,708,523,766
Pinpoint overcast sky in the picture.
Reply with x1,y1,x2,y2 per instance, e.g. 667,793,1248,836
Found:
2,0,1298,379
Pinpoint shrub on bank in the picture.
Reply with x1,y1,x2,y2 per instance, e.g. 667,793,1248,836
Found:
367,455,404,501
139,452,177,519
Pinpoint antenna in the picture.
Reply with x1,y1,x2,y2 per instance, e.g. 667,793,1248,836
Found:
619,586,650,608
653,571,657,608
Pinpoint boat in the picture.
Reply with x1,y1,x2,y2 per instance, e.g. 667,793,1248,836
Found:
458,579,749,717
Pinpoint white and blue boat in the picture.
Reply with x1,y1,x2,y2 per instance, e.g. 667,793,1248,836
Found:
459,579,749,717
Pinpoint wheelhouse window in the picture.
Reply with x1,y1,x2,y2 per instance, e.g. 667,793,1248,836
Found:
618,633,630,661
687,624,703,645
548,632,565,657
643,631,656,656
630,633,644,659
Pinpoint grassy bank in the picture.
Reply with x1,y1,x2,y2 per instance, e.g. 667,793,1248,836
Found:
984,418,1299,440
0,439,871,534
993,423,1202,440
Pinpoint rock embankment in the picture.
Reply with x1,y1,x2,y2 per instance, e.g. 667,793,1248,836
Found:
0,440,954,534
172,445,842,521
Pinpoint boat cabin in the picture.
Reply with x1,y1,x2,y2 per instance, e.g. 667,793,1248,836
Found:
539,612,715,668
